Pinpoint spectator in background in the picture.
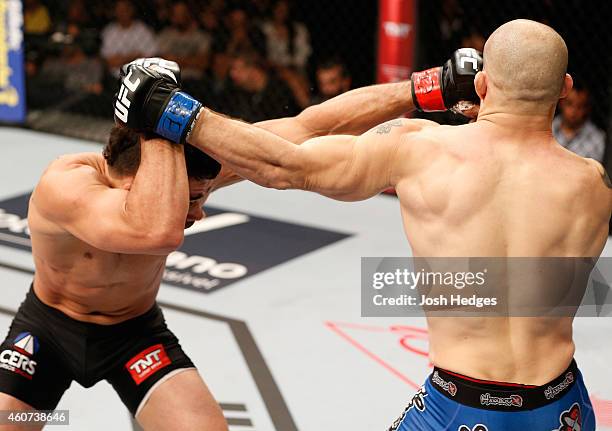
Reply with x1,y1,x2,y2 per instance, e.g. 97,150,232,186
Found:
553,83,606,162
261,0,311,72
311,57,352,105
100,0,156,76
58,0,93,38
199,2,223,35
24,0,52,35
40,39,103,96
221,3,267,58
150,0,172,31
196,47,237,114
260,0,312,109
157,2,210,82
229,50,299,122
27,36,104,112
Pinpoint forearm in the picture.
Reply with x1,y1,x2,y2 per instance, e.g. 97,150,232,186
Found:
188,109,302,189
297,80,413,137
125,139,189,234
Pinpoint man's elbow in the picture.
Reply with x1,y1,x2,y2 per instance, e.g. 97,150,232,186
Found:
144,228,184,254
262,167,305,190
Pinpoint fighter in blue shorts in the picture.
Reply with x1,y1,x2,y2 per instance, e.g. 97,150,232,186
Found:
114,18,610,431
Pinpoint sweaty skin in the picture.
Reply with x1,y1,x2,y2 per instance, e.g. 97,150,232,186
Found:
28,80,415,325
186,20,612,384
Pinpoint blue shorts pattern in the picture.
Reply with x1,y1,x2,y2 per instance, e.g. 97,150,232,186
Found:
389,360,595,431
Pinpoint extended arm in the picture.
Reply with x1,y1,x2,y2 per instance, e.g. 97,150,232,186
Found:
33,139,188,255
209,80,415,189
192,115,435,201
255,80,414,142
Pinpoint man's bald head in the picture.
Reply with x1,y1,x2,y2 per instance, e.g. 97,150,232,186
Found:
482,19,568,107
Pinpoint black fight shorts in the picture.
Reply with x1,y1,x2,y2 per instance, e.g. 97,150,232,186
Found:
0,285,195,416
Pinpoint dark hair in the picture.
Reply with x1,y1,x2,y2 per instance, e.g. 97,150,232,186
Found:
103,126,221,180
184,143,222,180
317,56,350,78
103,126,141,176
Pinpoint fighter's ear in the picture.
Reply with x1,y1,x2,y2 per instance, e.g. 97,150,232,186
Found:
474,71,487,101
559,73,573,99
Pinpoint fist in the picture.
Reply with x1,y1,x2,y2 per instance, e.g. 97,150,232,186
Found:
443,48,483,112
114,64,202,144
411,48,483,117
114,65,179,129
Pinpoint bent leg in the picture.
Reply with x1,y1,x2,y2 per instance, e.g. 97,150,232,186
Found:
136,369,227,431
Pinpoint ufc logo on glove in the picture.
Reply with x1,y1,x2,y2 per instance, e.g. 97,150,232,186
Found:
114,70,141,123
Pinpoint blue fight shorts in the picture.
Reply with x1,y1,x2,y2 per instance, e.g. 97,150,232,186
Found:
389,359,595,431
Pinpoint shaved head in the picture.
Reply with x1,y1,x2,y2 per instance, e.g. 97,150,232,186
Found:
483,19,568,107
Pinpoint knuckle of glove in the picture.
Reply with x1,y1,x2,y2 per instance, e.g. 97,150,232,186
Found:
444,48,483,108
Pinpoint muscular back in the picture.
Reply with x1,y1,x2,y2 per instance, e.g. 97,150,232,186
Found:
397,122,609,257
394,121,611,383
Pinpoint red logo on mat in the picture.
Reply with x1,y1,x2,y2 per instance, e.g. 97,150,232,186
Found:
125,344,171,385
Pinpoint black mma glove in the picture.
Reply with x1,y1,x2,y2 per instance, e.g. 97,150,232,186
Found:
113,64,202,144
411,48,483,115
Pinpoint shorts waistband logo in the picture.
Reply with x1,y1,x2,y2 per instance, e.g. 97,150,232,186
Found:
432,371,457,396
544,372,574,400
479,393,523,408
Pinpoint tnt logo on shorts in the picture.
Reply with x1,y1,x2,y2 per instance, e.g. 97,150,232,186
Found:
125,344,171,385
0,332,39,379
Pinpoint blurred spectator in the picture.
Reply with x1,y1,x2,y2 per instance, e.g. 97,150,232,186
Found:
261,0,311,71
311,57,352,105
199,3,223,35
157,2,210,81
221,3,267,57
59,0,94,38
40,41,103,95
24,0,52,35
150,0,171,31
195,50,236,114
27,37,104,112
460,29,486,53
100,0,156,76
553,84,606,162
229,51,299,122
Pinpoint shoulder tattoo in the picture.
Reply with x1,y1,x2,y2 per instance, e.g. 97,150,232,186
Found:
375,119,404,135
